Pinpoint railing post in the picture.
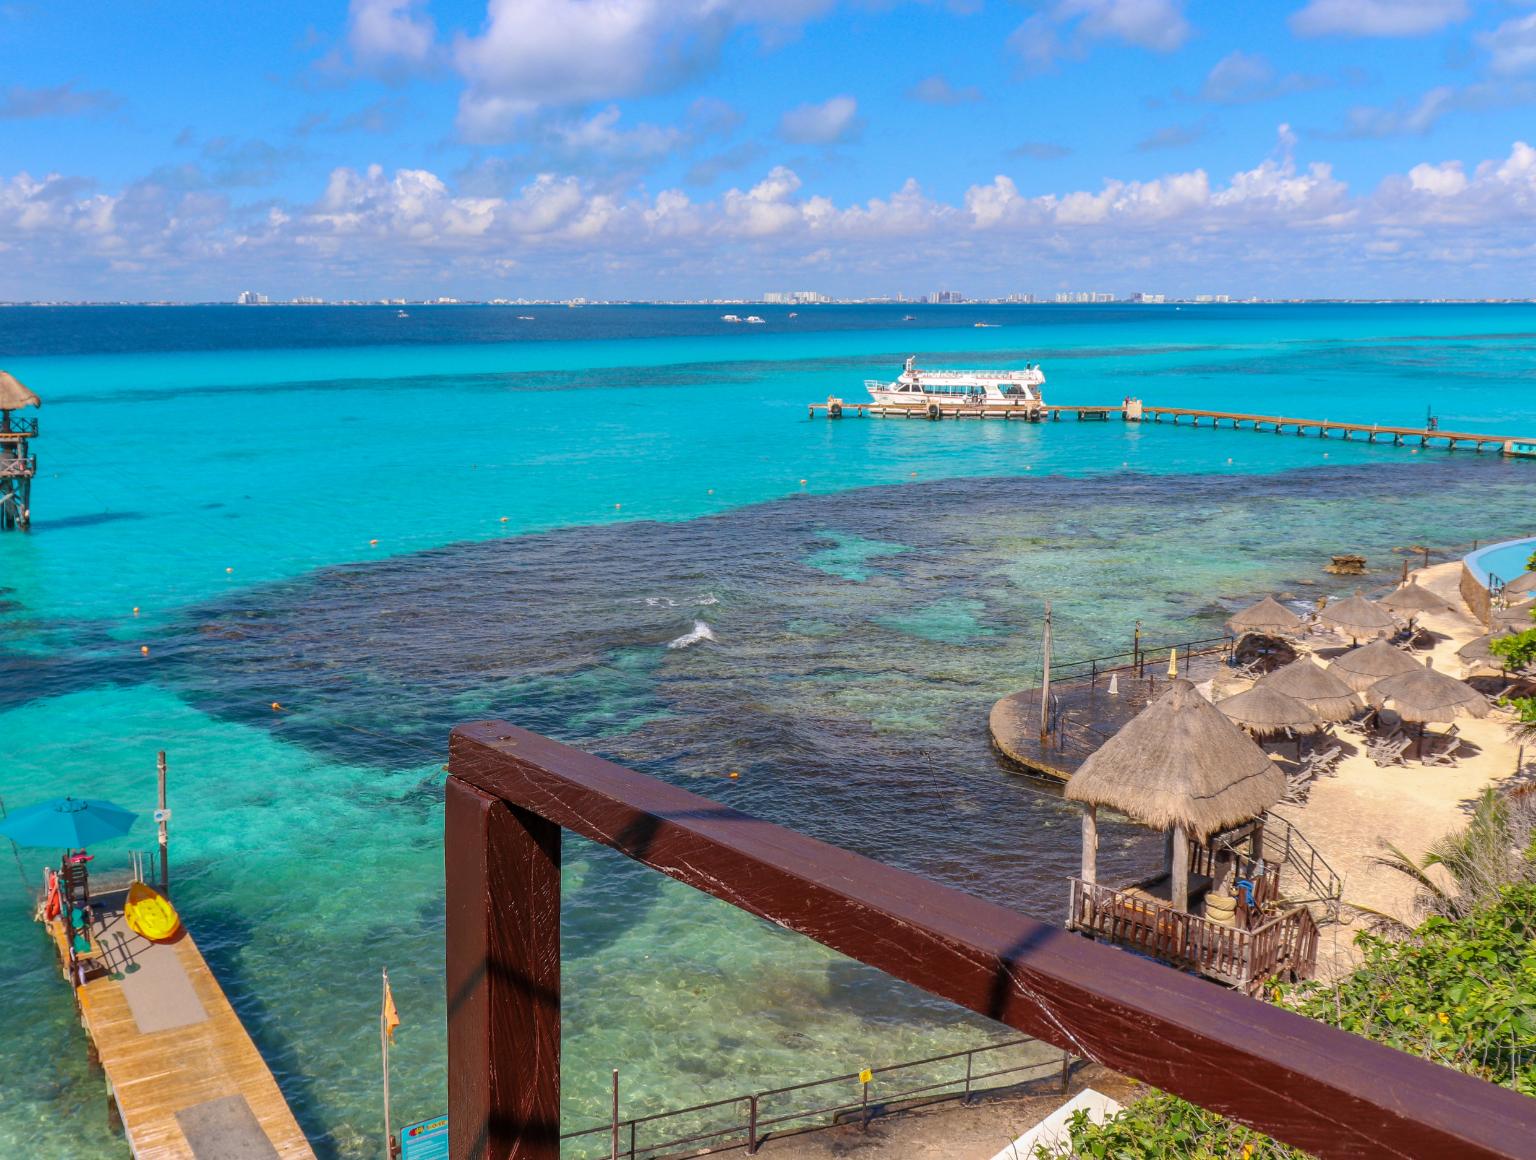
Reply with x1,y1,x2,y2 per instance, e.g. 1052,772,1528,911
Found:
610,1069,620,1160
445,775,562,1160
1060,1050,1072,1094
747,1095,759,1155
963,1050,973,1105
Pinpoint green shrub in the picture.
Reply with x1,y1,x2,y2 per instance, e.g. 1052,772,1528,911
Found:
1038,885,1536,1158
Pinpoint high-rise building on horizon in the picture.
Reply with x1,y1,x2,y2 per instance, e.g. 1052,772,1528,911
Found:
235,290,268,305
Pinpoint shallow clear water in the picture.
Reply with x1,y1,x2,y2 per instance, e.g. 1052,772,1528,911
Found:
2,303,1535,1157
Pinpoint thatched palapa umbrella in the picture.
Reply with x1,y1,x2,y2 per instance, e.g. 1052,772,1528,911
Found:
1226,595,1305,638
0,371,39,412
1379,581,1451,618
1366,657,1491,725
1216,685,1319,738
1457,633,1513,672
1327,637,1423,693
1066,679,1283,913
1316,590,1397,641
1258,658,1362,721
1494,599,1535,633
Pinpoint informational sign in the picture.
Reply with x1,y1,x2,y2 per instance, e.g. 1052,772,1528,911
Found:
857,1068,873,1085
400,1115,449,1160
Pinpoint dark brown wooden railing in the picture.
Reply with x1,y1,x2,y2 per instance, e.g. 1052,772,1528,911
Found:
445,720,1536,1160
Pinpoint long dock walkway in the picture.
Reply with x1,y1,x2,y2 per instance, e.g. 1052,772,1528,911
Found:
47,890,313,1159
806,397,1536,456
1138,405,1525,453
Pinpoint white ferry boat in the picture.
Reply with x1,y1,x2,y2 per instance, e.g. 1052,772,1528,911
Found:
721,314,742,323
745,315,766,324
865,356,1045,410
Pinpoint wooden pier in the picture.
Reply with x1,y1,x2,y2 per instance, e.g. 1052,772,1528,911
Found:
807,400,1122,421
44,887,314,1159
807,394,1536,457
989,637,1235,781
1137,405,1532,454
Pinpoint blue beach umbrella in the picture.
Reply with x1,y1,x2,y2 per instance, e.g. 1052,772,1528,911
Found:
0,796,137,848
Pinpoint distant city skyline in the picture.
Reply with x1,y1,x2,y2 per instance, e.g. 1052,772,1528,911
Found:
5,1,1536,301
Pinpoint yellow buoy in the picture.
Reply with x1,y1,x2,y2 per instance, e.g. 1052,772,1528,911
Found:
271,702,283,712
225,567,233,574
139,645,149,656
499,516,509,523
132,606,140,616
728,771,740,779
369,539,378,546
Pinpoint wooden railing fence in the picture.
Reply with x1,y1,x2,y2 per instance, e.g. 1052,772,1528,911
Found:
445,721,1536,1160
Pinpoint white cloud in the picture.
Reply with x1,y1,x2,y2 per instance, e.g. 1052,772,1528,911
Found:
1199,51,1327,105
1013,0,1191,66
1290,0,1468,39
14,136,1536,297
1480,13,1536,75
348,0,436,66
453,0,734,139
908,74,982,105
1407,161,1467,196
777,95,862,144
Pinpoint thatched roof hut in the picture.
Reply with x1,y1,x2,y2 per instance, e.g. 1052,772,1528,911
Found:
1316,590,1397,639
1365,657,1491,724
1066,679,1283,840
1226,595,1305,637
1493,599,1535,633
1379,581,1451,616
1457,633,1511,672
1216,684,1319,737
1327,638,1423,693
0,371,39,412
1258,658,1362,721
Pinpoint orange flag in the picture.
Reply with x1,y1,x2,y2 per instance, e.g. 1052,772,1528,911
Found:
382,972,401,1043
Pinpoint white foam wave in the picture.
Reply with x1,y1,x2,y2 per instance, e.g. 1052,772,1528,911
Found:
667,620,717,649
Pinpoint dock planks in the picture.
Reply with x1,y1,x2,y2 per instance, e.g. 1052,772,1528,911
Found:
48,895,313,1160
805,397,1536,454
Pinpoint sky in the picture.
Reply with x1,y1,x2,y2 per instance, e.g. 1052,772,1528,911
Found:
4,0,1536,300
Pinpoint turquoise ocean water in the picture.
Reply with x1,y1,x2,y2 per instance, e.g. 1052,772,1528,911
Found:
2,303,1534,1156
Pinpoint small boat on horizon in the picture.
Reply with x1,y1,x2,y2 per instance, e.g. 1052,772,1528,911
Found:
721,314,742,323
745,315,765,324
903,314,916,321
974,321,999,328
396,310,409,318
864,355,1046,410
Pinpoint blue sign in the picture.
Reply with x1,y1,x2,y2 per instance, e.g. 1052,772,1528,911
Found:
400,1115,449,1160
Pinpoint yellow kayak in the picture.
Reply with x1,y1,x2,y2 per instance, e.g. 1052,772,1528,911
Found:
124,882,181,942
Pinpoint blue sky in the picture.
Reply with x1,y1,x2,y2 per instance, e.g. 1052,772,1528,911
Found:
4,0,1536,300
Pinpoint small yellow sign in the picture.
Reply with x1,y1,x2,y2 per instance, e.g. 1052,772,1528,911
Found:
857,1068,873,1085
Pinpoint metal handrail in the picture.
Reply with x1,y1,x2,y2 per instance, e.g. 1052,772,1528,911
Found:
560,1037,1068,1159
0,456,37,478
1051,634,1234,683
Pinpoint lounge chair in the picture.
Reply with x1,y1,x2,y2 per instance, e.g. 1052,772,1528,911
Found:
1300,745,1343,777
1423,739,1465,768
1368,734,1411,767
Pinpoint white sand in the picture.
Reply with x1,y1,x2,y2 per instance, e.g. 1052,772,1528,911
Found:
1249,562,1530,978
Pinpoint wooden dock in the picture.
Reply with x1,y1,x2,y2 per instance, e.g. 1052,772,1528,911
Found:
1137,405,1530,453
806,396,1536,457
46,889,314,1159
807,400,1122,421
989,639,1235,781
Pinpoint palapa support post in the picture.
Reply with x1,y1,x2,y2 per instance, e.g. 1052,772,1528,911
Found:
1171,827,1191,914
445,774,561,1160
1080,805,1097,888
